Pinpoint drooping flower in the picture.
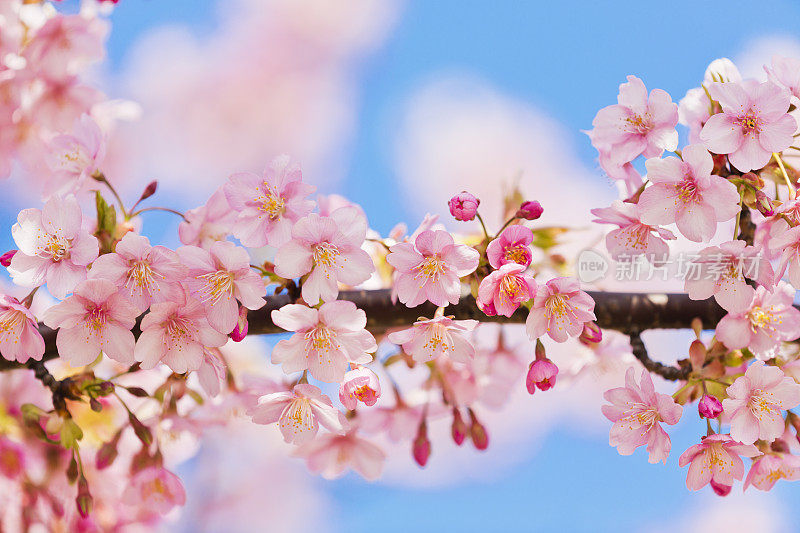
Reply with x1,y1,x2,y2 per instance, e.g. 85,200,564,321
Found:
476,263,536,317
722,360,800,445
700,80,796,172
9,195,99,299
485,225,534,269
744,452,800,491
526,358,558,394
178,241,266,334
679,58,742,143
602,367,683,464
293,429,386,481
134,297,228,374
0,295,44,364
770,225,800,289
715,282,800,358
684,240,774,314
248,383,347,444
223,155,316,248
178,187,236,249
678,434,760,491
339,367,381,410
42,279,139,366
271,301,377,383
274,207,374,306
44,114,105,196
122,467,186,517
386,229,479,307
387,315,477,363
638,144,740,242
525,277,596,343
591,200,674,260
448,191,480,221
588,75,679,168
89,232,185,312
765,55,800,100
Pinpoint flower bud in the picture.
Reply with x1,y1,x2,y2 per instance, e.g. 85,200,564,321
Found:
689,339,706,371
412,421,431,467
138,180,158,202
0,250,16,267
231,307,248,342
451,408,467,446
579,321,603,345
448,191,480,221
469,410,489,450
710,480,731,497
698,395,723,419
526,358,558,394
516,200,543,221
96,442,119,470
76,477,93,518
753,189,775,217
128,413,152,446
740,172,764,189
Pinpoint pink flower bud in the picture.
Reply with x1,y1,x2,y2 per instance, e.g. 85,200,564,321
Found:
516,200,543,221
138,180,158,203
412,422,431,467
469,410,489,450
689,340,706,371
0,250,16,267
230,307,248,342
579,321,603,345
754,189,775,217
698,395,723,419
448,191,480,221
526,358,558,394
339,367,381,410
451,408,467,446
710,480,731,497
76,477,93,518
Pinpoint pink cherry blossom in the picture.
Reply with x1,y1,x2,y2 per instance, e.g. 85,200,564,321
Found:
339,367,381,410
122,467,186,516
770,225,800,289
595,150,645,195
476,263,536,317
525,277,596,343
602,367,682,464
26,76,103,133
0,295,45,364
271,301,377,383
248,383,347,445
44,114,105,197
274,207,374,306
591,200,674,260
0,438,25,480
223,155,316,248
178,187,236,249
716,282,800,358
22,15,106,79
700,80,796,172
359,404,425,443
485,225,534,269
744,452,800,491
516,200,543,221
684,240,774,314
9,195,99,299
448,191,480,221
387,315,477,364
197,348,226,397
178,241,266,334
678,434,760,491
386,229,479,307
638,144,740,242
679,58,742,144
89,232,185,312
42,279,139,367
722,360,800,445
134,297,228,374
293,429,386,481
765,55,800,99
589,75,679,168
526,358,558,394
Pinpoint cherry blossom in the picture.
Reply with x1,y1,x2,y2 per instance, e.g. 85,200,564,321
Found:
178,187,236,249
486,225,534,269
771,225,800,289
122,467,186,517
387,315,477,363
44,114,105,197
197,349,227,397
477,263,536,317
526,358,558,394
0,295,45,364
678,434,760,492
525,277,596,343
22,15,106,79
678,58,742,143
448,191,480,221
765,55,800,100
591,200,674,260
339,367,381,410
293,429,386,481
744,452,800,491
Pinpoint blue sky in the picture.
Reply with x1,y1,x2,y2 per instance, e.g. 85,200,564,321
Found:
11,1,800,531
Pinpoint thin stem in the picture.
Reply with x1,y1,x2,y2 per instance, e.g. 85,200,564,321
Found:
495,216,517,236
128,207,188,222
773,152,796,198
733,190,743,240
95,172,128,218
475,213,490,241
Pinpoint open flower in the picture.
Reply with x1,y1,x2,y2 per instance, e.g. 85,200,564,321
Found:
386,229,479,307
638,144,740,242
602,367,683,464
43,279,139,366
45,114,105,196
178,241,266,334
679,58,742,143
178,187,236,249
339,367,381,410
722,360,800,445
271,301,377,383
9,195,99,299
526,277,596,343
274,207,374,306
477,263,536,317
293,428,386,481
122,467,186,517
678,434,760,492
770,225,800,289
249,383,347,444
485,225,534,268
766,55,800,100
387,315,477,363
744,452,800,491
700,80,796,172
591,200,674,260
89,232,186,312
716,282,800,358
223,155,315,248
0,295,45,364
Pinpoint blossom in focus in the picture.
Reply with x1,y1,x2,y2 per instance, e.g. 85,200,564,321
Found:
678,434,760,491
223,155,316,248
339,367,381,410
386,229,479,307
387,315,477,363
178,187,236,249
0,295,45,363
448,191,480,221
486,225,534,269
274,207,374,306
122,467,186,517
477,263,536,317
700,80,796,172
765,55,800,100
715,282,800,359
744,452,800,491
722,360,800,445
89,232,186,312
526,358,558,394
516,200,543,221
591,200,674,260
525,277,596,343
638,144,740,242
249,383,347,445
602,367,682,464
9,195,99,299
271,302,377,383
698,395,723,419
293,429,386,481
679,58,742,143
45,114,105,197
43,279,139,366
